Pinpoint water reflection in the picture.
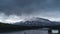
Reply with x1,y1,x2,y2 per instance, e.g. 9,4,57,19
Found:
0,28,58,34
52,30,58,33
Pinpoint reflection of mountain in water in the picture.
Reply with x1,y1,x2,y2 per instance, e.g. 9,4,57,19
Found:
0,28,48,34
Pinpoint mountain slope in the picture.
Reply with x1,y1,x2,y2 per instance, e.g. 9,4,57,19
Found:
14,17,52,26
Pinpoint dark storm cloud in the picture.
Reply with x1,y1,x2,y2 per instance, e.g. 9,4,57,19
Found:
1,0,60,23
0,0,60,17
0,0,41,15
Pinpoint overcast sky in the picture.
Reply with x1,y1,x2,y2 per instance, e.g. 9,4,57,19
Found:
0,0,60,23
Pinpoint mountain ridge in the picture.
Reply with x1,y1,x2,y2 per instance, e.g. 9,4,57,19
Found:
14,17,52,26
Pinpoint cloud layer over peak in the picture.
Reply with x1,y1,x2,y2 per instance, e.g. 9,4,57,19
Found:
0,0,60,23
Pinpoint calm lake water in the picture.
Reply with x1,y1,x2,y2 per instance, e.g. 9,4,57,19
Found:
0,28,58,34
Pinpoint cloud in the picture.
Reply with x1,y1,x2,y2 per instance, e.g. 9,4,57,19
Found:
0,0,55,15
0,13,25,23
0,0,60,23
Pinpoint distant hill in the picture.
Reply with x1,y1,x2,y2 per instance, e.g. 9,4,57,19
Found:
0,22,42,32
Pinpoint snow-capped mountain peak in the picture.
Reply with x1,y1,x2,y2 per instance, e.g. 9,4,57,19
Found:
14,17,52,26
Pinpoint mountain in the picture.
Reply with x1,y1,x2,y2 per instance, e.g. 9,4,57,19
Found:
0,22,40,32
51,21,60,25
0,17,60,32
14,17,52,26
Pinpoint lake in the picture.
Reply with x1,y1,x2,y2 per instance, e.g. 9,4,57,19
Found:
0,28,58,34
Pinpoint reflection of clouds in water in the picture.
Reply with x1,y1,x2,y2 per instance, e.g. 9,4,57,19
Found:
52,30,58,33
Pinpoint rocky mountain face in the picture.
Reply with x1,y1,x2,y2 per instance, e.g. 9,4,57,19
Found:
14,17,52,26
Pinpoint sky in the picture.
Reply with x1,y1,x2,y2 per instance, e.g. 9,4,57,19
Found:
0,0,60,23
